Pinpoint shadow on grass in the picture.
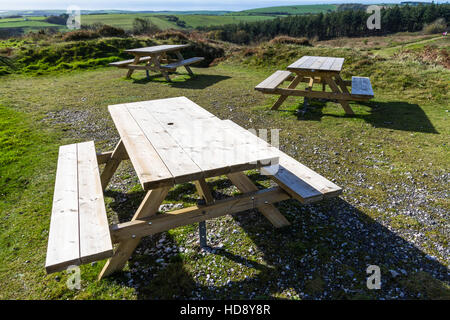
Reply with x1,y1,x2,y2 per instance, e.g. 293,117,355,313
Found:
131,72,231,89
281,99,438,134
102,175,449,300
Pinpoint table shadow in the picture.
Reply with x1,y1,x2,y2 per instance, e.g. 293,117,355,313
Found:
102,175,449,300
281,99,438,134
131,73,231,89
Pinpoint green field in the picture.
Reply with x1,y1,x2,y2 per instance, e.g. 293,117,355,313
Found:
81,13,275,30
0,33,449,300
236,4,337,15
0,16,65,32
0,13,276,32
0,4,341,33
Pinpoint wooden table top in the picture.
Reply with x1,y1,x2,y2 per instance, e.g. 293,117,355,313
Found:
108,97,279,190
287,56,344,73
124,44,189,55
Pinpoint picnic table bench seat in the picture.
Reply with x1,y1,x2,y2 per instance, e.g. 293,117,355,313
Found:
109,56,152,68
351,76,374,97
255,70,294,92
222,120,342,203
160,57,205,70
45,141,113,274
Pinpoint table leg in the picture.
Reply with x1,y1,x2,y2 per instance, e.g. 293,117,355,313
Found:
323,75,354,115
227,172,290,228
99,186,171,279
194,179,214,248
175,51,194,76
153,54,171,82
100,140,127,190
126,56,141,78
271,74,303,110
299,77,315,115
334,74,350,94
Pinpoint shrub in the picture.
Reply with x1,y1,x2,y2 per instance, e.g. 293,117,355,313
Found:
62,30,100,41
423,18,447,35
183,40,225,67
45,14,69,25
154,30,188,41
269,36,311,46
97,25,126,37
132,18,160,35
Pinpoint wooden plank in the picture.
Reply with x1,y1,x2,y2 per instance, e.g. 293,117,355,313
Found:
108,104,174,190
97,150,129,165
335,74,350,94
126,56,140,78
297,56,318,69
97,151,113,164
287,56,311,69
264,87,371,101
110,187,291,243
227,172,290,228
318,57,336,71
161,57,204,70
45,144,80,274
309,56,328,70
329,58,345,72
100,140,127,190
138,97,279,177
351,76,374,96
255,70,292,91
109,56,151,67
99,186,170,279
270,74,303,110
194,179,214,204
175,51,194,76
323,76,355,115
222,120,342,203
125,44,189,55
127,104,203,184
77,141,113,264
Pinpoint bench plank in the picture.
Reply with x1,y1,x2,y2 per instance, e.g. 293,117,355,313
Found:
45,144,80,274
46,142,114,274
109,56,151,67
108,104,174,190
161,57,204,70
255,70,292,91
78,141,113,264
222,120,342,203
351,76,374,96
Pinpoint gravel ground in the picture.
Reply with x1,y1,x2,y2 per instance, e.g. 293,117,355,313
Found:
42,97,449,300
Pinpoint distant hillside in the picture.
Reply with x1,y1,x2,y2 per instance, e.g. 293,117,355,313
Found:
234,4,338,16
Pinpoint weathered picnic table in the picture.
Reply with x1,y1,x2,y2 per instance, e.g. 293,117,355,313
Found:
255,56,374,115
45,97,342,279
109,44,204,81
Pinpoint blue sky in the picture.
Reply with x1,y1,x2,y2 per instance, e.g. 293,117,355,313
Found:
0,0,436,11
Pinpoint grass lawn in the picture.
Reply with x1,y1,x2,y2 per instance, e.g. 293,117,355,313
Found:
0,38,449,299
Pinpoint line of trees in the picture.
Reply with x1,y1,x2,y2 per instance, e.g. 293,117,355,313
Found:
201,3,449,44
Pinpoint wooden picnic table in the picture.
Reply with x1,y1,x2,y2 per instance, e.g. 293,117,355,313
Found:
255,56,374,115
109,44,204,81
45,96,342,279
